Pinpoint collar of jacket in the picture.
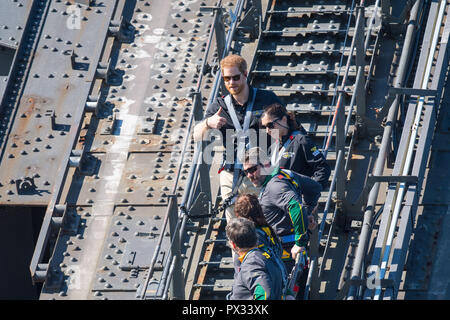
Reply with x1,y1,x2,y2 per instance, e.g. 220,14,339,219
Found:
261,166,280,187
238,247,258,263
280,129,295,145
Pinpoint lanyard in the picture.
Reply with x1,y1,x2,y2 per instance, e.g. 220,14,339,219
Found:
224,87,257,136
224,88,258,190
270,131,300,167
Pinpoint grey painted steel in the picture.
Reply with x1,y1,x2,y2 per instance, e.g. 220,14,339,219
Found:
367,0,445,299
0,0,118,205
347,0,424,299
0,0,48,165
374,8,450,299
0,0,33,104
59,0,217,300
150,0,248,299
0,0,431,301
0,0,32,50
30,0,121,285
24,0,220,299
305,0,363,298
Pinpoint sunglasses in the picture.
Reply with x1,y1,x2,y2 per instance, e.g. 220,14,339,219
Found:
261,118,281,129
243,164,260,175
223,73,241,82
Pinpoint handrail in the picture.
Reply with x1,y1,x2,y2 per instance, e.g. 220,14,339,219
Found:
138,0,249,299
372,0,445,300
303,0,363,299
347,0,424,300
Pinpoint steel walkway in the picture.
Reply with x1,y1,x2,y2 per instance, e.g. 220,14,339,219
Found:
0,0,448,301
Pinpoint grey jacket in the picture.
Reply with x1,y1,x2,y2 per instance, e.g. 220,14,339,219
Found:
228,247,286,300
259,168,322,247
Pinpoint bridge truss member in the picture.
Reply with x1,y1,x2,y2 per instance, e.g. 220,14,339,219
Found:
242,147,321,293
226,217,287,300
193,54,282,223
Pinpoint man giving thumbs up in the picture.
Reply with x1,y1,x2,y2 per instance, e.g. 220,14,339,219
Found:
193,54,283,223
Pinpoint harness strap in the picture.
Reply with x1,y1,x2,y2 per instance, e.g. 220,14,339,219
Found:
223,88,258,192
270,131,301,167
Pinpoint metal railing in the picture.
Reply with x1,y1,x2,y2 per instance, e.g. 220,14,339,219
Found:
345,0,436,300
304,0,371,299
137,0,250,299
364,0,448,300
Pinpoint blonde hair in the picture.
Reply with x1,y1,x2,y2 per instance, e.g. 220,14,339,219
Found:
220,54,247,74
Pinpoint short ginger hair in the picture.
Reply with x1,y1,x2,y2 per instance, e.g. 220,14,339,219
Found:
220,54,247,74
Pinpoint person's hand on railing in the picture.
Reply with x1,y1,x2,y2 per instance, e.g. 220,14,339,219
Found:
308,214,317,231
291,245,305,260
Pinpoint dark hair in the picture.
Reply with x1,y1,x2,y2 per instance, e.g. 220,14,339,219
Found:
226,217,257,250
234,193,278,241
235,194,268,226
262,103,299,130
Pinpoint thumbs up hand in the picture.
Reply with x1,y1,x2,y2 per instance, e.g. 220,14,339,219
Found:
206,106,227,129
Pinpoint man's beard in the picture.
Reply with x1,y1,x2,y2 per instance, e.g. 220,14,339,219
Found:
226,83,244,96
249,175,263,187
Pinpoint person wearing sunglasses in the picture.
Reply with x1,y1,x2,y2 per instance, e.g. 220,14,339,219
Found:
261,103,331,191
193,54,282,223
242,147,321,278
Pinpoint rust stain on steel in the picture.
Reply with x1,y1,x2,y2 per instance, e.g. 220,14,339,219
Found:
177,98,191,106
13,95,53,136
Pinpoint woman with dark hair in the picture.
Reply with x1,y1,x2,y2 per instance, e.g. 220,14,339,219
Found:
234,193,282,257
233,194,287,279
260,103,331,190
